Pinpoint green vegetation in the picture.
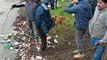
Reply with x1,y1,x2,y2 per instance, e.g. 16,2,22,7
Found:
49,0,75,45
50,0,74,26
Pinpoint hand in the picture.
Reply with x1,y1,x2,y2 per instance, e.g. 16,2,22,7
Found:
10,4,16,10
72,0,78,4
99,40,103,45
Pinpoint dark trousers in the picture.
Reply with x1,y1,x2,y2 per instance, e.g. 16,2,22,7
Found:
37,27,47,50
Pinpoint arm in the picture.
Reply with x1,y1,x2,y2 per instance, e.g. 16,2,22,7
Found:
64,3,81,13
101,16,107,43
12,4,25,8
99,15,107,44
35,6,44,27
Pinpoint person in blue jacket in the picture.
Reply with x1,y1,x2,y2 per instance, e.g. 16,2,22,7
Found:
34,0,54,51
88,0,98,16
64,0,92,58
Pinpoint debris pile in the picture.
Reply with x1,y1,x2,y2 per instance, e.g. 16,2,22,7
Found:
11,16,59,60
12,17,38,60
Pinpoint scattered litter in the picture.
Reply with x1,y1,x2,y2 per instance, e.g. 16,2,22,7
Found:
54,39,58,44
36,55,42,60
36,45,41,51
55,35,58,38
0,39,11,44
72,14,75,16
51,46,55,48
47,36,52,40
30,56,35,60
68,42,71,45
0,40,8,44
10,47,14,50
47,40,52,44
47,45,51,48
3,44,11,49
14,42,20,45
23,21,26,25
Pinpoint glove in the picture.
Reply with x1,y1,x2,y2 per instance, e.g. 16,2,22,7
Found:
10,4,16,10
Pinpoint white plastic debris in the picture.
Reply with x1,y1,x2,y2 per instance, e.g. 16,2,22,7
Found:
7,39,11,42
22,43,25,46
23,44,28,47
68,42,71,45
14,31,18,35
11,50,15,53
23,21,26,25
3,38,8,40
47,40,51,44
22,31,24,34
72,14,75,16
14,42,20,45
36,45,41,51
22,37,26,40
10,46,13,50
36,55,42,60
30,56,35,60
55,35,58,38
54,39,58,44
47,36,52,40
47,45,51,48
51,46,55,48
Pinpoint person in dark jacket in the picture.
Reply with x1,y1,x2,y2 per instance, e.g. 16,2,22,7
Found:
11,0,38,39
50,0,54,9
88,0,98,16
34,0,54,50
64,0,92,58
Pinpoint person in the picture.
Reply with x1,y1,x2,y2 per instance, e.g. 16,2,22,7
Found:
11,0,39,39
49,0,54,9
41,0,49,6
34,0,54,50
64,0,92,58
88,0,98,16
54,0,57,9
89,0,107,60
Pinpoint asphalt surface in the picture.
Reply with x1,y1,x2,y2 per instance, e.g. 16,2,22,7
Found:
0,0,19,60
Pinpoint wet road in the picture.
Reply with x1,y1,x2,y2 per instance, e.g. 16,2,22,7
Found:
0,0,19,60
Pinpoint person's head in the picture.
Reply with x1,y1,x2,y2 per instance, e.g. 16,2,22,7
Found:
97,0,107,10
28,0,33,2
72,0,83,4
34,0,40,4
72,0,79,4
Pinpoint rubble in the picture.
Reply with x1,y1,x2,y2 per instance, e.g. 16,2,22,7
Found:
11,17,38,60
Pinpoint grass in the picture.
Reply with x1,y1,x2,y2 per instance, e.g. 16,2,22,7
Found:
50,0,74,26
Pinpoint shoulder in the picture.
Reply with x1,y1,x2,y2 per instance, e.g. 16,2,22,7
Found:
41,3,48,10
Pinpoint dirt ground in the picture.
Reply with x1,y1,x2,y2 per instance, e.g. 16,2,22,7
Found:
13,17,95,60
13,15,107,60
39,26,94,60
